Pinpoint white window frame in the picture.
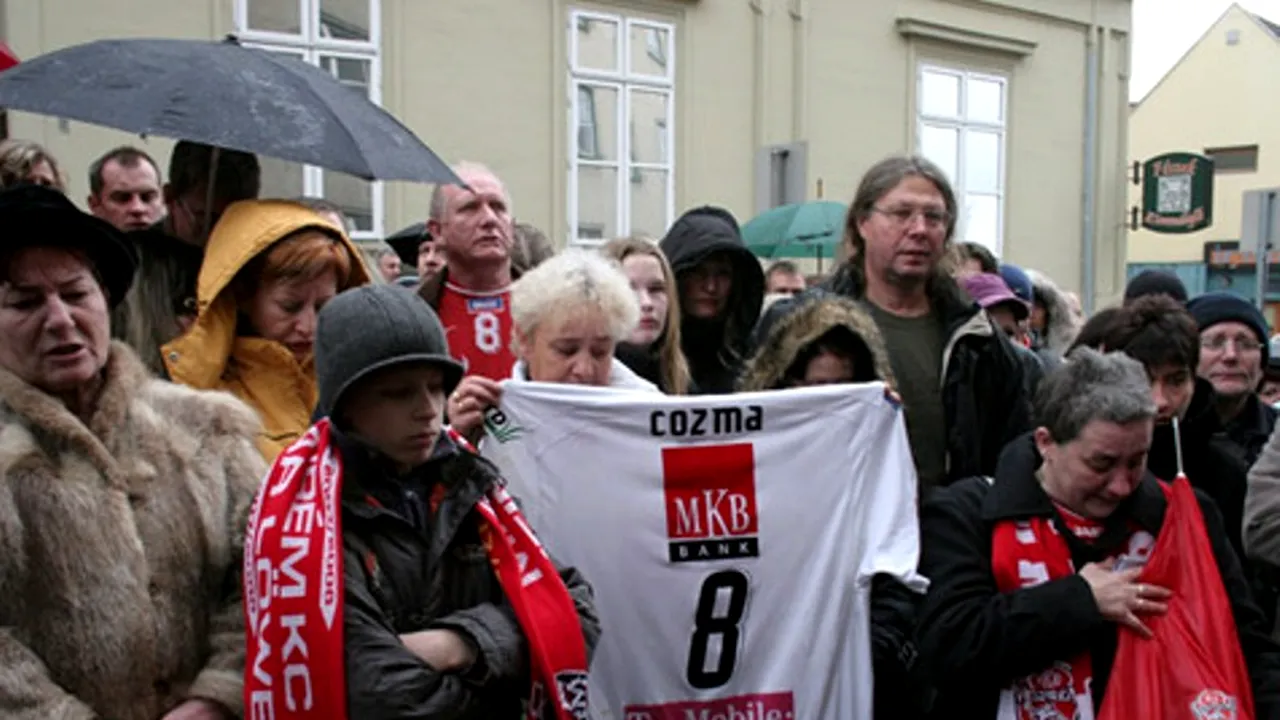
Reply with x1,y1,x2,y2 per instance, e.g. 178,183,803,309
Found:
233,0,384,240
916,64,1007,255
568,9,676,246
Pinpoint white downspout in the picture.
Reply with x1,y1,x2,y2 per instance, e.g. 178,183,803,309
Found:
750,0,770,150
790,0,808,142
1081,2,1101,314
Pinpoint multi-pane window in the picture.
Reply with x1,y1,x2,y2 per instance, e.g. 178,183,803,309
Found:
234,0,383,239
569,9,675,245
917,65,1007,255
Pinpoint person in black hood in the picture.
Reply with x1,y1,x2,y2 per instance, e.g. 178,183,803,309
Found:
660,206,765,394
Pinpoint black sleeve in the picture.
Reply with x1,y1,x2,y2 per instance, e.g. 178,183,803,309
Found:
997,340,1034,451
430,602,526,683
917,481,1107,688
343,548,481,720
1015,346,1045,401
870,574,929,719
1195,490,1280,720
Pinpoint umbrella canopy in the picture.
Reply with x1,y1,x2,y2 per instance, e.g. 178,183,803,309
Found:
0,37,458,184
742,201,848,260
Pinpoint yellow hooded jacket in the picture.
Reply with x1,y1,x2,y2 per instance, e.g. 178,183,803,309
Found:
161,200,371,461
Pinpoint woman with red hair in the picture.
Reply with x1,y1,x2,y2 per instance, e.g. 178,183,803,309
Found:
163,199,371,460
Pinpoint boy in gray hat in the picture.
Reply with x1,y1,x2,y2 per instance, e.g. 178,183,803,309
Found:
255,283,601,718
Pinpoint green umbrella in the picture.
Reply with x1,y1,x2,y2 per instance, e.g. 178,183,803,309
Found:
742,201,847,261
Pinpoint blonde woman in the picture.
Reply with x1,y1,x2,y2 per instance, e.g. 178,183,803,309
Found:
0,139,64,191
446,248,660,441
601,235,693,394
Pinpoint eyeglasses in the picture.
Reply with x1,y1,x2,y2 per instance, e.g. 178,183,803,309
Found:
870,205,951,229
1201,336,1263,353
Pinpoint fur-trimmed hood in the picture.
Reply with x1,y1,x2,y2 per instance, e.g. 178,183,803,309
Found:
0,342,264,720
739,292,896,391
1026,269,1080,355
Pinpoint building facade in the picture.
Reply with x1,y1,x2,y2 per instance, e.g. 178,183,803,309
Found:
3,0,1131,307
1126,3,1280,319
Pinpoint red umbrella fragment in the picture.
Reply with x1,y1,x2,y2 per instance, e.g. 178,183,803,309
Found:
0,43,19,72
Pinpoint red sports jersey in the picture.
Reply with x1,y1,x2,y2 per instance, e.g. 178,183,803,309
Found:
436,282,516,381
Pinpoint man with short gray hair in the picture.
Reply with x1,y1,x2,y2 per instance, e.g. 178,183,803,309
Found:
418,161,517,384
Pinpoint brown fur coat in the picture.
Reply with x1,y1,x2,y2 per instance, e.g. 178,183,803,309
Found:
0,342,265,720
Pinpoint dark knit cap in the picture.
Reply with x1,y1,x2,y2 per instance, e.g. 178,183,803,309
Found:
1124,270,1188,304
1186,291,1270,364
314,284,464,419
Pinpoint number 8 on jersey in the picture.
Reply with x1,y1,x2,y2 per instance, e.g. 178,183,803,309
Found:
435,284,516,381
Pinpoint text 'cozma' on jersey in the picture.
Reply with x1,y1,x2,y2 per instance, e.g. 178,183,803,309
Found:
482,381,927,720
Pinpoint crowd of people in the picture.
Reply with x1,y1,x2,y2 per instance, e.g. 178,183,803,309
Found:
5,131,1280,719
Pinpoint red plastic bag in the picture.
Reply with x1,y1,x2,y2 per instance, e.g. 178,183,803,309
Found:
1099,476,1255,719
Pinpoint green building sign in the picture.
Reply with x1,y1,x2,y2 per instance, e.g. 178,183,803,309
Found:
1141,152,1214,234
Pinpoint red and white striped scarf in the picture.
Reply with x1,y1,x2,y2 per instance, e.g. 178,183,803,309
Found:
243,420,590,719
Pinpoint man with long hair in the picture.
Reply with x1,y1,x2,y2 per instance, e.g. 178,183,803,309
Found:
823,154,1030,488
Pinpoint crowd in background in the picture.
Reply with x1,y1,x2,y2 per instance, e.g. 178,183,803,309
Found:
7,132,1280,719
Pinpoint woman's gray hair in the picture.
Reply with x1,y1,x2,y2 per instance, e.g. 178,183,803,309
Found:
511,248,639,342
1035,346,1157,443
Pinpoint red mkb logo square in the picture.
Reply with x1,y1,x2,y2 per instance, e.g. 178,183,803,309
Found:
624,691,795,720
662,443,759,563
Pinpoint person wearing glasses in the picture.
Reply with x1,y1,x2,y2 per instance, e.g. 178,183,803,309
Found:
1187,292,1278,470
818,154,1031,493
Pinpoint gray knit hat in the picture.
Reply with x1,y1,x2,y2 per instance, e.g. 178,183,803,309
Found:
315,284,464,419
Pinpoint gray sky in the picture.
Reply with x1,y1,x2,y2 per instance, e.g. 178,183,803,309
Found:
1133,0,1280,101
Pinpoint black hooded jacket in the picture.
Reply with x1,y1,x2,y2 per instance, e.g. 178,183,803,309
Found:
821,262,1032,487
917,434,1280,719
660,206,765,395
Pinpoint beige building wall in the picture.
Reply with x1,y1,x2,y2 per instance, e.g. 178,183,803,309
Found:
2,0,232,217
1127,4,1280,264
2,0,1131,307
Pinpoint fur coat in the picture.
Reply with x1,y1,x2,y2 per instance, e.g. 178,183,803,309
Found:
1026,268,1081,356
0,342,265,720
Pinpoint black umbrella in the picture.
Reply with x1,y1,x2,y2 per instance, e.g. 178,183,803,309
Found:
385,221,426,267
0,37,459,184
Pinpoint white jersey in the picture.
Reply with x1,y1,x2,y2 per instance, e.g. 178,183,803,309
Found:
482,381,926,720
